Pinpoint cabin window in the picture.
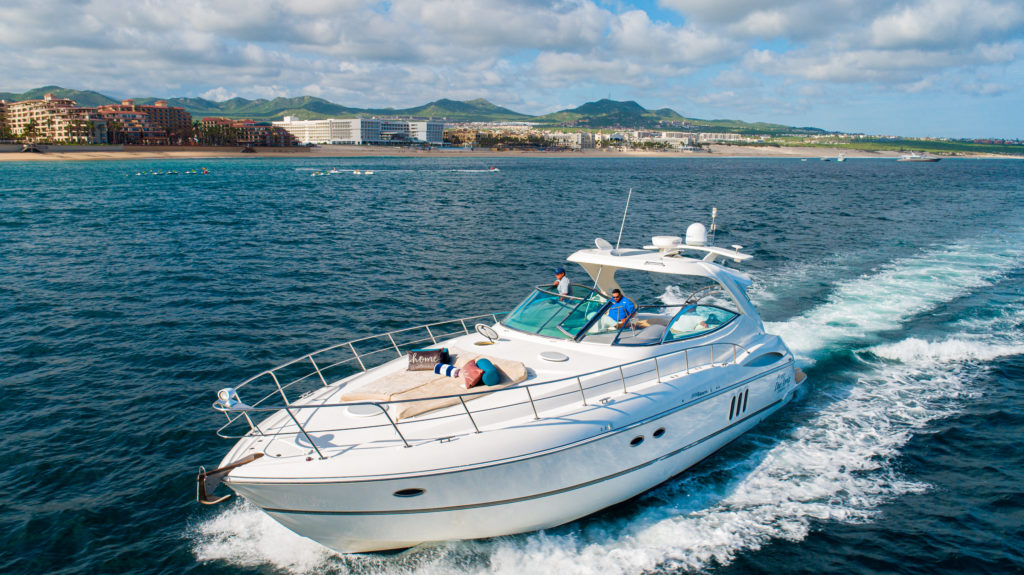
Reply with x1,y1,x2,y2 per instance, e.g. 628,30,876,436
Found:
393,488,425,498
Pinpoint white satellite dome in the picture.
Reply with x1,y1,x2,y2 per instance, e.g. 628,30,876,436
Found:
651,236,682,249
685,223,707,246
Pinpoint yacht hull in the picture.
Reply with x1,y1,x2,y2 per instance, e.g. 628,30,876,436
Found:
227,363,799,553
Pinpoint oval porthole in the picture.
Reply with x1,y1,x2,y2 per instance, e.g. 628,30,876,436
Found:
653,427,666,438
630,436,644,447
393,488,425,498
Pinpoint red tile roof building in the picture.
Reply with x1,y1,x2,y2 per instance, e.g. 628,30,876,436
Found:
200,117,297,147
95,99,192,144
2,93,108,143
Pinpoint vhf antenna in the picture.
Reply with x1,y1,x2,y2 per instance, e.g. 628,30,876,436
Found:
709,206,718,246
615,188,633,251
594,188,632,293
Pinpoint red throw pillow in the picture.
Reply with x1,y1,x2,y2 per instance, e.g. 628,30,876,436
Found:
461,360,484,389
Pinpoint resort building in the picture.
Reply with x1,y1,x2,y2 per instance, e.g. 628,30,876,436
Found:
95,99,192,144
200,117,297,147
409,121,445,144
698,133,745,143
273,116,445,145
548,131,596,150
2,93,108,143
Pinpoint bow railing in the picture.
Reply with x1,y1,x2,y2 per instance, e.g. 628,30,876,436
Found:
213,328,751,457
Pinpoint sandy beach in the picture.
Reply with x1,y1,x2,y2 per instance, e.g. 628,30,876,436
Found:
0,144,1011,162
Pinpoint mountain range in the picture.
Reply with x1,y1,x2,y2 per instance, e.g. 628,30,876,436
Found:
0,86,824,134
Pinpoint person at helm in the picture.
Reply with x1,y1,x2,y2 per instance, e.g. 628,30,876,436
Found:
607,288,636,329
552,267,570,297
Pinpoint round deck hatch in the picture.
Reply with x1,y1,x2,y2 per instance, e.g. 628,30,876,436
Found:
539,351,569,362
346,404,383,417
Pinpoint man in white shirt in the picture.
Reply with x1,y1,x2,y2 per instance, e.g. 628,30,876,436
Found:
552,267,570,297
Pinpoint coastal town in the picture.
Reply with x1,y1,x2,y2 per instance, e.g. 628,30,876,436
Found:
0,92,765,151
1,91,1020,159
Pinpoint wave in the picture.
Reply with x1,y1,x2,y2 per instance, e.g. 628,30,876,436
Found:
870,337,1024,364
763,240,1023,359
190,237,1024,574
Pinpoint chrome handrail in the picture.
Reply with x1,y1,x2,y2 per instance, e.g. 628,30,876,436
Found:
226,312,506,412
214,339,752,453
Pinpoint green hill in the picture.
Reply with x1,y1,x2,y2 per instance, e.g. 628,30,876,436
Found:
0,86,117,107
128,94,527,121
684,117,825,136
131,95,365,120
385,98,531,121
534,99,686,128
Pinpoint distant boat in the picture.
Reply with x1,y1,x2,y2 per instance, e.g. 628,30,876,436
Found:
836,154,846,162
364,170,374,175
488,167,500,172
353,170,363,175
820,157,831,161
898,152,940,162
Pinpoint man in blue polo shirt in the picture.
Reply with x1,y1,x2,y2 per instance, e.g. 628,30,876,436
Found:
607,288,636,329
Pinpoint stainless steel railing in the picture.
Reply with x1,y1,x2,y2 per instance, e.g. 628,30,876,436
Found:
228,312,506,412
213,334,750,456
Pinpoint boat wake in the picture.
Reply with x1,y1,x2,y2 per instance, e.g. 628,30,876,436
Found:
763,240,1023,359
190,238,1024,574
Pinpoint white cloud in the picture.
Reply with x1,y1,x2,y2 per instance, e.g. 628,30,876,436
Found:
0,0,1020,136
869,0,1024,49
608,10,742,65
200,87,237,101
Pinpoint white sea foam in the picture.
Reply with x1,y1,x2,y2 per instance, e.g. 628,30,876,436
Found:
191,238,1024,574
191,502,335,572
763,242,1022,359
870,337,1024,364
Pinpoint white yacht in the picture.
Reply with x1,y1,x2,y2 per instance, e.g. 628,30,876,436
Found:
197,225,805,553
897,152,940,162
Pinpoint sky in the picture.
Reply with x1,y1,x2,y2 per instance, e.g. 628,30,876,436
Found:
1,0,1022,139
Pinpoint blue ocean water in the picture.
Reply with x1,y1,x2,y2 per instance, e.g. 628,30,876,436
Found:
1,157,1022,574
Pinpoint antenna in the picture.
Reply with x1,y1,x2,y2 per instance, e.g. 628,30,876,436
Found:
709,207,718,246
615,188,632,251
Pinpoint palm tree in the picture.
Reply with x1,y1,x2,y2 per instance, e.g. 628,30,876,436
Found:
22,120,38,143
107,119,123,145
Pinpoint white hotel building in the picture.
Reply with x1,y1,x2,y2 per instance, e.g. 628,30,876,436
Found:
272,116,445,145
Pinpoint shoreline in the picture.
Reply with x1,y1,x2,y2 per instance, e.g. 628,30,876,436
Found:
0,144,1018,162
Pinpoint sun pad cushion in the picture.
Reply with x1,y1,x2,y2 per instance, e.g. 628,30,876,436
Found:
390,353,528,421
338,368,437,401
338,349,529,418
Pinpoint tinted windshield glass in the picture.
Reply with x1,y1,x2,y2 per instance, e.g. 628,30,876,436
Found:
503,285,608,339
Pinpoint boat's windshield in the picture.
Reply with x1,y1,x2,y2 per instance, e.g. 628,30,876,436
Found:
581,303,739,345
503,280,741,344
502,284,609,340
